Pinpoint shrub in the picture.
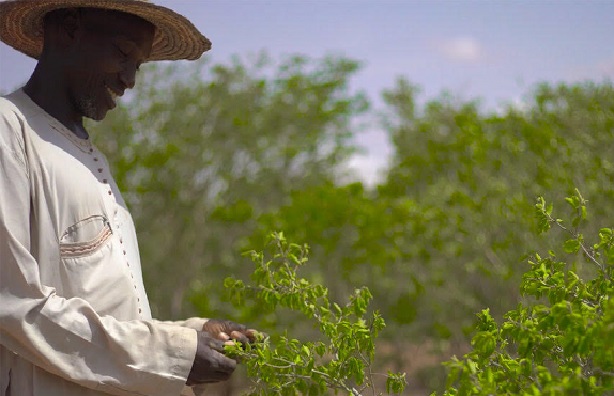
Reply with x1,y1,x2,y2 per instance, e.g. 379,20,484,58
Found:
442,190,614,395
224,232,407,395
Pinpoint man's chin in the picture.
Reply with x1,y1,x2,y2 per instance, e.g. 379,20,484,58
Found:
77,97,112,122
86,108,111,122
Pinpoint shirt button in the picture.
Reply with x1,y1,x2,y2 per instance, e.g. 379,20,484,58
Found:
103,179,108,183
93,157,98,162
138,308,142,313
123,250,126,255
89,148,93,153
108,191,112,195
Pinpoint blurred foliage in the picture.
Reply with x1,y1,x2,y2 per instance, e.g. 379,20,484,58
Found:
379,78,614,344
92,54,614,394
92,54,367,319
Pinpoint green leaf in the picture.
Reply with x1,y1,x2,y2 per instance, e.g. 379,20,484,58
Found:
563,239,581,254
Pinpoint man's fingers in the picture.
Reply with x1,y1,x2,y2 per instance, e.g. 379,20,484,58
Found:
229,330,250,345
202,319,246,336
201,319,262,346
245,329,262,342
201,332,227,353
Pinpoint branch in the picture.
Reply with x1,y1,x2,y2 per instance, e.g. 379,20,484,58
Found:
547,214,608,279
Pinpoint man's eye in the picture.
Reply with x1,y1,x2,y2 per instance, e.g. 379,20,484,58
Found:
115,44,128,57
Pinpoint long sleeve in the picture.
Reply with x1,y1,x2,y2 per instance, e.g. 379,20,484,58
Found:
0,100,197,395
153,317,209,331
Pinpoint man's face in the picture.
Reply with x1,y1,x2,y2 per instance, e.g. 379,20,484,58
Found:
63,9,155,121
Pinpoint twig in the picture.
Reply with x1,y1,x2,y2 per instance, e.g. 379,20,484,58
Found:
548,215,608,279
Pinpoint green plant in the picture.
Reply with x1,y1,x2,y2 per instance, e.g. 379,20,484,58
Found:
441,190,614,395
224,232,407,395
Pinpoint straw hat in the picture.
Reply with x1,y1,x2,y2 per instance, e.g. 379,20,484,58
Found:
0,0,211,61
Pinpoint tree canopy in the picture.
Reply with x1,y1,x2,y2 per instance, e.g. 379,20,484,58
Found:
91,55,613,394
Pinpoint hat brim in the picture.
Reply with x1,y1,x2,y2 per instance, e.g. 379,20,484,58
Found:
0,0,211,61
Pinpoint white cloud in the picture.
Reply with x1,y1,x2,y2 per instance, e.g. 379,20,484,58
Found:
435,36,484,64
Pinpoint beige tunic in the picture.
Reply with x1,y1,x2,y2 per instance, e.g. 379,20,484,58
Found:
0,90,203,396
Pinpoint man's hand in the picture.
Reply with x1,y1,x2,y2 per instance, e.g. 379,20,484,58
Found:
187,319,259,385
201,319,258,346
187,331,237,385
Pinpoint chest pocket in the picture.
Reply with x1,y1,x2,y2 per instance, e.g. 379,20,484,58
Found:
58,215,136,316
60,215,112,258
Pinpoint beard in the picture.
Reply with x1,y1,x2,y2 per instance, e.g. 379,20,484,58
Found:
76,93,101,120
71,74,110,121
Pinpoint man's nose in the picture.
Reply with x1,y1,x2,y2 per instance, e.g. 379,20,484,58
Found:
119,63,137,90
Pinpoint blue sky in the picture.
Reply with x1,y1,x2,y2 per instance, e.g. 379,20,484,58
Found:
1,0,613,183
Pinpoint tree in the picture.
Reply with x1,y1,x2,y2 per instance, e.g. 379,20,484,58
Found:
90,54,613,393
378,79,614,343
91,54,368,319
230,79,614,393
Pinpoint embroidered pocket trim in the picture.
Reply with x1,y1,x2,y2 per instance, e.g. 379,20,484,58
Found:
60,216,113,258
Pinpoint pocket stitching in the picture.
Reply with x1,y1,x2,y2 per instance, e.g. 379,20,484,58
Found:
60,222,112,258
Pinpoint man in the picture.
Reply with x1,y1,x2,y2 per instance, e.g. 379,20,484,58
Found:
0,1,254,395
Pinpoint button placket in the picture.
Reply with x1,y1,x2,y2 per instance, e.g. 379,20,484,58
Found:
90,148,143,317
88,148,110,196
117,221,143,317
89,147,112,196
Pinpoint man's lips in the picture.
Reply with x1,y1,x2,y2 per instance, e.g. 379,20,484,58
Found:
105,85,122,107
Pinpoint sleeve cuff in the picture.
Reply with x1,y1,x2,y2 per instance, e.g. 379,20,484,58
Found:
149,325,198,396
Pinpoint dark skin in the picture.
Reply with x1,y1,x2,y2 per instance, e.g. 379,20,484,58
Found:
189,320,258,385
22,7,254,385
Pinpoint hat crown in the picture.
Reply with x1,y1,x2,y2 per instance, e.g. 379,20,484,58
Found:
0,0,211,61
